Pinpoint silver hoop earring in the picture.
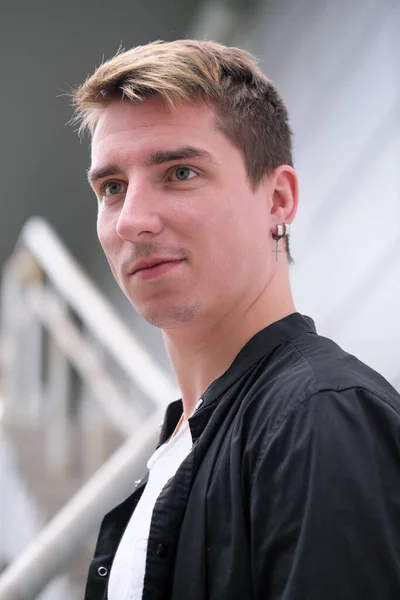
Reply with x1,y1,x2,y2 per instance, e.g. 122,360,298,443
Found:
272,223,291,262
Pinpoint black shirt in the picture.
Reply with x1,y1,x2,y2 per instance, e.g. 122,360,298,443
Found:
85,313,400,599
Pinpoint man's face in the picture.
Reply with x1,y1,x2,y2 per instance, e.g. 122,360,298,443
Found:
89,96,276,329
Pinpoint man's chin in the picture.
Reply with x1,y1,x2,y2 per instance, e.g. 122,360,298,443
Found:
136,301,201,329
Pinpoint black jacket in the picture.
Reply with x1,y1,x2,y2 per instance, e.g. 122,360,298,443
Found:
85,313,400,599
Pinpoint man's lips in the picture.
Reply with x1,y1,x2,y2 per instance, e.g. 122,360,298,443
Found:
131,259,185,281
131,258,184,274
134,260,175,273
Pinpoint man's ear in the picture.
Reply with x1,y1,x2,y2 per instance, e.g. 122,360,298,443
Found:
269,165,299,227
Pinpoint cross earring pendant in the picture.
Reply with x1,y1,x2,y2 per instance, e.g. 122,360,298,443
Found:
272,240,282,261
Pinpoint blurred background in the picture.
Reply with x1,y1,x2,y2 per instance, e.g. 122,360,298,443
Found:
0,0,399,597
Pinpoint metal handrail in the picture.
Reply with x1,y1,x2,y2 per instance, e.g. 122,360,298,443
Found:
24,283,139,436
0,410,164,600
17,217,178,406
0,217,179,598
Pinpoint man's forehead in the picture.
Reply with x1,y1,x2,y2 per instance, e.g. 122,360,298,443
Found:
92,96,214,141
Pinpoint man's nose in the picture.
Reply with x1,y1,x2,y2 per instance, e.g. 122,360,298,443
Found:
116,184,163,241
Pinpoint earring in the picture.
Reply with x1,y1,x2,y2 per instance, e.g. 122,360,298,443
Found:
272,223,291,262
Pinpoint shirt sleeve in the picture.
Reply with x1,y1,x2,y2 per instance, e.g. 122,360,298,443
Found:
250,387,400,600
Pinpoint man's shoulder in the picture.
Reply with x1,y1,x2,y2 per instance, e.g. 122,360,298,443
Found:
254,329,399,407
290,330,399,403
241,330,400,450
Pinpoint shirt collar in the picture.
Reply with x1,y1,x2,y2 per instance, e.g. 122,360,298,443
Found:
159,312,316,443
201,312,316,405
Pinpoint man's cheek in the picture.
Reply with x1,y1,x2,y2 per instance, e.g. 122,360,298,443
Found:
97,218,115,250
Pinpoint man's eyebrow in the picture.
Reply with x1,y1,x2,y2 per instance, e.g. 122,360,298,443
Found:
87,146,218,184
87,165,121,185
144,146,218,167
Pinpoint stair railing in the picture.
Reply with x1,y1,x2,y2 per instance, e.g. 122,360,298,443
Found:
0,217,179,599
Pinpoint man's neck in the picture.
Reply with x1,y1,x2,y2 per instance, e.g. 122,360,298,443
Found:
163,277,296,419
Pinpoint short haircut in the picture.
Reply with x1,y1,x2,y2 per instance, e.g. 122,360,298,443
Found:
72,39,294,263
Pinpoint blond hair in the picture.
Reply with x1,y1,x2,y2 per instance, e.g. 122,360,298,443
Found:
72,40,293,182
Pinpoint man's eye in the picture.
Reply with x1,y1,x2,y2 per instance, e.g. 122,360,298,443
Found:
102,182,126,196
170,166,197,181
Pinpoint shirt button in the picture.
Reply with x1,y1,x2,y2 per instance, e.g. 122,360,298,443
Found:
194,398,203,411
97,566,108,577
156,543,169,558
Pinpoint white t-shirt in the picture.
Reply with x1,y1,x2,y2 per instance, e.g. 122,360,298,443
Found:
108,421,193,600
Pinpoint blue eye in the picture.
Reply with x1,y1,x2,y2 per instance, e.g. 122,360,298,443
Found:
104,182,124,196
170,167,197,181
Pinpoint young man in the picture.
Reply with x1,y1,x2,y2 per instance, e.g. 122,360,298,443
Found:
73,40,400,599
